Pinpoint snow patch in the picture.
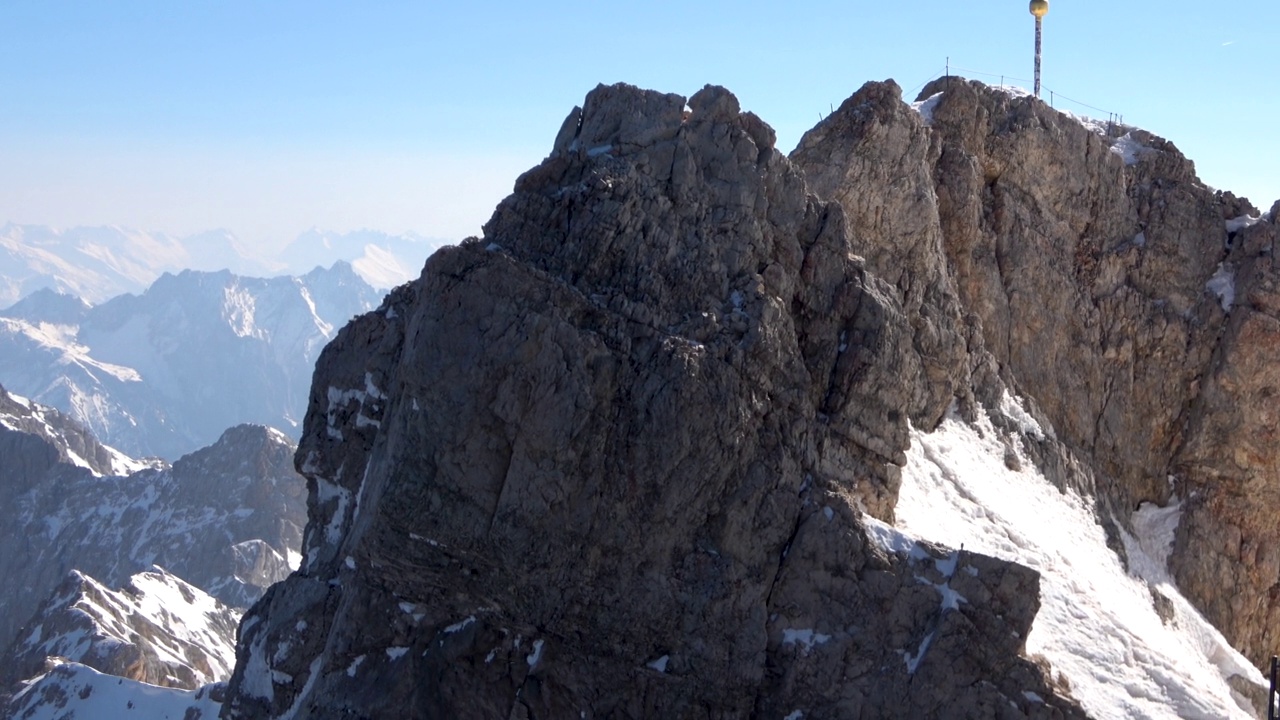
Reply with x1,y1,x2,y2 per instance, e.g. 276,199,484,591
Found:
1110,133,1149,166
781,628,831,652
1207,263,1235,312
999,389,1047,440
443,615,476,634
346,654,366,677
386,646,410,660
862,515,930,563
241,626,275,702
911,92,944,125
646,655,670,673
902,631,936,674
313,476,351,551
1226,215,1264,233
526,638,545,668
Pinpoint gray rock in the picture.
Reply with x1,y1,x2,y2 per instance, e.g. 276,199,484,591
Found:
221,83,1083,719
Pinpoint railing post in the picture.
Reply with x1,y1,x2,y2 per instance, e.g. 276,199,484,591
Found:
1269,655,1277,720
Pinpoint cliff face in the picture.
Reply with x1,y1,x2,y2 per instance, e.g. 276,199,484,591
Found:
221,78,1277,718
794,77,1280,669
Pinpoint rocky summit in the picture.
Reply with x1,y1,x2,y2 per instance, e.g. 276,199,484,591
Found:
220,78,1275,719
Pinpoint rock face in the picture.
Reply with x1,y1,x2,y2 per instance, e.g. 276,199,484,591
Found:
0,261,382,459
792,77,1280,669
221,83,1085,718
0,386,307,669
2,568,238,694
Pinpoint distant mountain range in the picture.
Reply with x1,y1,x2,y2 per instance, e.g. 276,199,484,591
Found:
0,385,306,716
0,262,382,459
0,223,448,307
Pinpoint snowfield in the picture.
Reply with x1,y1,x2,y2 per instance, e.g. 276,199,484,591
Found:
892,401,1267,719
7,662,222,720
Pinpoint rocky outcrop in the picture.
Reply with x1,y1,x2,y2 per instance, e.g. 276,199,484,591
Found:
0,388,307,667
221,83,1085,718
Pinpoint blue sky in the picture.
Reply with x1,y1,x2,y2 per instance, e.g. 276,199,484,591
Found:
1,1,1275,249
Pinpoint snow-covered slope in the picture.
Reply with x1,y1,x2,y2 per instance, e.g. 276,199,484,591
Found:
5,662,223,720
0,262,381,459
888,400,1269,719
3,568,238,693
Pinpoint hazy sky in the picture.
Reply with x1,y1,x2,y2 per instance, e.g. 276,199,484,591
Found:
2,1,1276,250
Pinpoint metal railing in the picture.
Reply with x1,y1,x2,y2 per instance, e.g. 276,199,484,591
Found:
898,58,1127,129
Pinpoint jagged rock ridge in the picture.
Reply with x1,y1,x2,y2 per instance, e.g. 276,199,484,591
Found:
3,568,238,693
219,83,1103,718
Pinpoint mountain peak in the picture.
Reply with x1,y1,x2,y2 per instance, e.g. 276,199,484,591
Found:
218,77,1279,719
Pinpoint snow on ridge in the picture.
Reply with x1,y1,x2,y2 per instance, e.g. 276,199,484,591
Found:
1109,133,1149,166
992,84,1034,100
7,662,222,720
1226,214,1265,233
893,401,1264,718
910,92,944,125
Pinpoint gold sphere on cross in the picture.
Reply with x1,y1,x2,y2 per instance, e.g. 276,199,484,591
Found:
1030,0,1049,18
